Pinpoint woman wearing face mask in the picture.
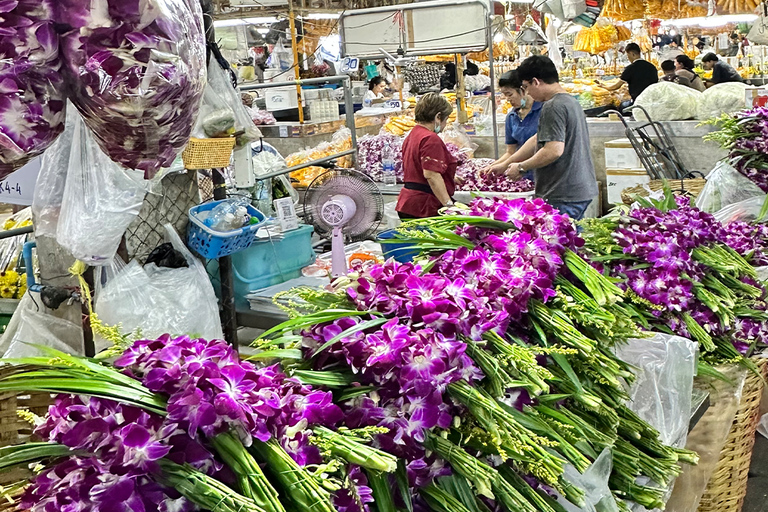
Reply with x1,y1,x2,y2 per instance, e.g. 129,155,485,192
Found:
484,69,542,180
395,93,456,219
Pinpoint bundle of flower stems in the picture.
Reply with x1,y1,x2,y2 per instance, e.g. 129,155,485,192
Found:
580,189,768,367
255,197,697,512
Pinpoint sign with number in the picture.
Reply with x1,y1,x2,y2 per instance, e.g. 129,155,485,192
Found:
0,157,39,206
340,57,359,74
384,99,402,109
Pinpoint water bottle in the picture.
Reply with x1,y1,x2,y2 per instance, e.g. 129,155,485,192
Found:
382,141,396,186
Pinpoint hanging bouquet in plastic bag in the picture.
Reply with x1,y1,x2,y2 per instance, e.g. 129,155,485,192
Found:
54,0,207,176
0,0,66,176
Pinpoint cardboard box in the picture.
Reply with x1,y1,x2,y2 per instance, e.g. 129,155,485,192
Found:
265,87,299,111
745,86,768,109
605,139,641,169
606,168,650,204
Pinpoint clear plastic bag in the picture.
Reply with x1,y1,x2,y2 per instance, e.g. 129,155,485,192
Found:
695,161,765,213
32,106,79,238
94,223,223,348
193,60,262,148
696,82,748,121
712,195,768,225
633,82,702,122
615,332,698,446
56,0,207,177
440,123,478,156
556,448,619,512
56,116,150,265
1,292,84,357
267,39,294,71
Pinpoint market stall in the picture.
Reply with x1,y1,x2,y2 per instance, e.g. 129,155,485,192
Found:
0,2,768,512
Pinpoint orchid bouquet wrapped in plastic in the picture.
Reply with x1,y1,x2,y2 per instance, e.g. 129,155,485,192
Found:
257,196,695,512
54,0,207,176
0,0,66,176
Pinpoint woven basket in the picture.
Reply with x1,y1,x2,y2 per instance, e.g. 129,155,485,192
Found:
0,391,53,488
621,178,707,205
697,357,768,512
181,137,236,170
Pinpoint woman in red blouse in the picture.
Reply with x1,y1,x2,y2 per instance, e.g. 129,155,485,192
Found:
395,93,456,219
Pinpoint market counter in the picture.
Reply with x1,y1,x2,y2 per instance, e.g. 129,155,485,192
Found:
470,120,726,211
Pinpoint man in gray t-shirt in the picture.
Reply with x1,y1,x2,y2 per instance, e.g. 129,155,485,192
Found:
491,55,598,220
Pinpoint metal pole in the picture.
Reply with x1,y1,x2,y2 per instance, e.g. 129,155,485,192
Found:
288,2,304,124
241,75,352,90
342,77,358,166
212,169,238,348
487,16,499,159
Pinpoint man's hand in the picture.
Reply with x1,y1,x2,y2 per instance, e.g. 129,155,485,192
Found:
504,165,521,181
484,162,508,176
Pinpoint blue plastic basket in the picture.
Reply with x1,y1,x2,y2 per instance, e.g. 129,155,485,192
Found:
377,229,421,263
187,201,266,259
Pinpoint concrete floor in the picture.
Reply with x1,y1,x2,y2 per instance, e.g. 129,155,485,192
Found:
745,435,768,512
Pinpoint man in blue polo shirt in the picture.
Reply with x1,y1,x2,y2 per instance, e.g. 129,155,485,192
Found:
485,69,542,181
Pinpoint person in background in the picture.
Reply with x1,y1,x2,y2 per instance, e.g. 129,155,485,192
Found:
674,54,706,91
485,69,542,180
598,43,658,102
364,76,388,104
661,34,685,61
701,53,742,85
660,60,677,81
493,55,598,220
395,93,456,219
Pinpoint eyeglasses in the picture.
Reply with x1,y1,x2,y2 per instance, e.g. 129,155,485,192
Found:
520,82,530,92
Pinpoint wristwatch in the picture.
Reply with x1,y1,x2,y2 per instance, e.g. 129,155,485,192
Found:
444,199,455,207
516,162,525,174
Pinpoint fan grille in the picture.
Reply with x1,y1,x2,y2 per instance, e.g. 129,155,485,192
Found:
304,169,384,241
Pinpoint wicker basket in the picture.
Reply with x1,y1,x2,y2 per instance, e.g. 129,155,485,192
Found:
181,137,236,170
697,357,768,512
621,178,707,205
0,391,53,488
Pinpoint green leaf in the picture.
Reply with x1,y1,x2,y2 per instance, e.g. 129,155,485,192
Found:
247,349,304,361
549,353,583,395
366,470,397,512
396,459,413,512
0,443,73,472
290,370,357,388
336,385,378,402
259,309,373,341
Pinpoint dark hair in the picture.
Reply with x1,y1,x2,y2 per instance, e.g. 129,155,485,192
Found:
702,52,719,63
661,60,676,72
414,92,453,123
516,55,559,85
625,42,641,54
671,34,682,46
368,76,385,90
675,54,695,71
498,69,523,90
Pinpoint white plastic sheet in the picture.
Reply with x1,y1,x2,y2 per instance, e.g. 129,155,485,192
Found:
94,224,223,350
633,82,702,121
1,292,84,357
712,195,768,225
557,448,619,512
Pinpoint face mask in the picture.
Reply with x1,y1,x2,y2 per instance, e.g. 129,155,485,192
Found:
519,98,527,109
434,123,442,134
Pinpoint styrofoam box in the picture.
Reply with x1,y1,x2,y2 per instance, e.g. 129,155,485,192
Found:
605,139,641,169
265,86,299,111
607,168,650,204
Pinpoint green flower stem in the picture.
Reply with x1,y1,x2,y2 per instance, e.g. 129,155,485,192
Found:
311,426,397,472
211,432,285,512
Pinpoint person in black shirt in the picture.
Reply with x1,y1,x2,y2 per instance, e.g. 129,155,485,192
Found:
599,43,659,101
660,60,677,81
701,53,742,86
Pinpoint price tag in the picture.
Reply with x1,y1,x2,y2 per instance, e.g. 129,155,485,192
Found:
384,99,402,109
340,57,360,74
274,197,299,232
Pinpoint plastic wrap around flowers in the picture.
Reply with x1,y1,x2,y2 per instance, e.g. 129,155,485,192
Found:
55,0,207,176
0,0,66,176
24,335,343,512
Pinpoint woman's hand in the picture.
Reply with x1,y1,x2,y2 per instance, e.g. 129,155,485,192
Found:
484,162,508,176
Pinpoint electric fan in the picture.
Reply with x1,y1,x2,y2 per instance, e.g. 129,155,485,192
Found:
304,169,383,277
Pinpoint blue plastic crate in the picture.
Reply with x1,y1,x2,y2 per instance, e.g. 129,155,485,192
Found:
187,201,266,259
207,224,315,308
